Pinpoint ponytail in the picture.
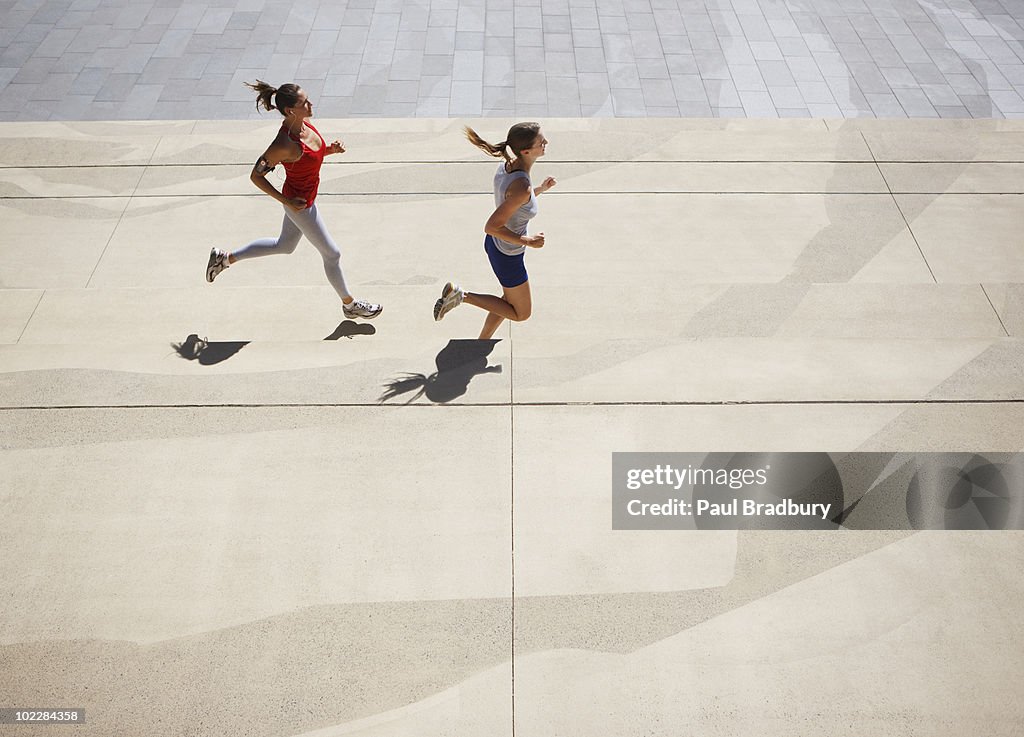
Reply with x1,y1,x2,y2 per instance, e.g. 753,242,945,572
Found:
464,126,511,162
245,80,302,116
246,80,277,112
465,122,541,161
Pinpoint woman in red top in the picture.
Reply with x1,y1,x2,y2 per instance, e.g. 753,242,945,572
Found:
205,80,382,320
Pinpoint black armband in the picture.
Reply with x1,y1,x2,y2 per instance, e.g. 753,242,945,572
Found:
255,157,275,174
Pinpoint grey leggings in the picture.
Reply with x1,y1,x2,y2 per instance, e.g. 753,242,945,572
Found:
232,203,352,300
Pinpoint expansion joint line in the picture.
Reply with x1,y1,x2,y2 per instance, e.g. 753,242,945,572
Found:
84,195,133,289
509,325,516,737
3,399,1024,412
83,141,152,289
14,291,44,345
980,284,1011,337
861,130,937,284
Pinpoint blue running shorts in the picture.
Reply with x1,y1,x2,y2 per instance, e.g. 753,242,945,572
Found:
484,235,529,288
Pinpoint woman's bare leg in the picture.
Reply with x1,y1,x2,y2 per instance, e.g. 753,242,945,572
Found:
465,281,532,340
479,311,504,340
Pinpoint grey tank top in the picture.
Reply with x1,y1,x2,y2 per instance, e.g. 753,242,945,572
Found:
492,162,538,256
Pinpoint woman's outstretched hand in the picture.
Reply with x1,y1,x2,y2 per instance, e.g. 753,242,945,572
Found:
536,177,557,194
327,140,346,155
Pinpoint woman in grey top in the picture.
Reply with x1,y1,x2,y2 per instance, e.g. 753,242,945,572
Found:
433,122,556,340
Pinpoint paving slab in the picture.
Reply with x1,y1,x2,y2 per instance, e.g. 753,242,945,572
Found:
0,165,144,197
512,283,1003,342
14,286,448,346
1,415,513,737
1,286,511,407
767,283,1004,337
507,160,888,192
878,162,1024,193
0,196,128,288
512,335,1017,404
0,124,181,167
861,129,1024,161
825,121,1024,134
896,193,1024,282
127,160,893,197
0,406,512,642
535,193,930,284
513,530,1024,737
105,118,857,166
85,194,488,290
0,343,512,408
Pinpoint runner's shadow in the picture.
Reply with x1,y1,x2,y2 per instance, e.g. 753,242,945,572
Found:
325,320,377,340
380,339,502,404
171,334,248,365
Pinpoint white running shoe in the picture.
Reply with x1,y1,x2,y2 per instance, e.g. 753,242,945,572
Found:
206,248,229,283
343,298,383,320
433,282,464,321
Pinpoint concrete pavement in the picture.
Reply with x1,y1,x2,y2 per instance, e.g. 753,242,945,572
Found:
1,117,1023,735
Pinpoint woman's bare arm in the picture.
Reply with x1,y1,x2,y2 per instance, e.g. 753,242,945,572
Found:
249,133,305,210
484,178,544,247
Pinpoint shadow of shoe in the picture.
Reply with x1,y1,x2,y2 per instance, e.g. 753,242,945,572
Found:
380,339,503,404
325,320,377,340
171,334,249,365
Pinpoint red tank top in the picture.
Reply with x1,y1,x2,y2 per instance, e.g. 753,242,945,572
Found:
281,121,326,208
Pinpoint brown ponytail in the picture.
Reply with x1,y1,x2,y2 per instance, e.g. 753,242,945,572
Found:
245,79,302,116
465,122,541,161
464,126,509,161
